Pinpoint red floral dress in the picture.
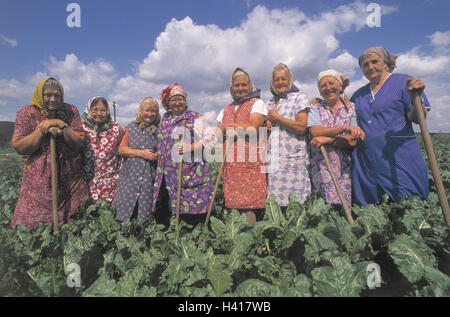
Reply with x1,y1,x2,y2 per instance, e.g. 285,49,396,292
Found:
82,122,123,202
11,104,89,229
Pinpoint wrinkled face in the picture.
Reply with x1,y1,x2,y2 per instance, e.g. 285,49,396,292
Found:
89,101,108,124
360,53,387,83
43,88,62,112
167,95,187,116
141,103,159,124
232,75,250,98
273,69,290,94
319,76,342,103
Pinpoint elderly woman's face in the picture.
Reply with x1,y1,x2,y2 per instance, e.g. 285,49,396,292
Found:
141,103,158,124
361,54,387,83
319,76,342,103
89,101,108,124
273,69,290,94
43,88,62,112
168,95,187,116
232,75,250,98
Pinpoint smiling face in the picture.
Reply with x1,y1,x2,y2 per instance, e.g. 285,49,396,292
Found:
318,76,342,105
89,101,109,125
140,102,159,125
167,95,187,116
360,53,388,84
232,75,250,99
273,69,290,95
43,88,63,112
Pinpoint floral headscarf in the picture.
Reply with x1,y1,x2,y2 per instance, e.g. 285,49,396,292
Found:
161,82,187,111
30,77,66,120
358,46,397,72
81,96,113,133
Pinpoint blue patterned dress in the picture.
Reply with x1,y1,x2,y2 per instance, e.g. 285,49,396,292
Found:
113,122,157,222
266,91,311,206
351,73,430,205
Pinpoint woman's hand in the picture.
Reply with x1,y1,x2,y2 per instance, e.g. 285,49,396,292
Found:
267,108,279,124
48,126,63,137
141,149,158,161
309,97,323,105
310,136,334,148
406,77,425,100
38,119,66,135
346,125,365,140
178,142,194,154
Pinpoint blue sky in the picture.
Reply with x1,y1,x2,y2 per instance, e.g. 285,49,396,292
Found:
1,0,449,131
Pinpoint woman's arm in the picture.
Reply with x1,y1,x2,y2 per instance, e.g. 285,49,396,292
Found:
11,118,85,155
406,77,429,124
11,125,46,155
118,128,157,161
269,109,308,135
310,125,365,140
61,125,86,152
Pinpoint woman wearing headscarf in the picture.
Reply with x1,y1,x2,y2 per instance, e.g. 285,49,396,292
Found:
351,46,430,206
82,96,124,202
216,68,267,224
11,77,89,229
113,97,160,222
266,63,311,207
152,83,215,225
308,69,365,209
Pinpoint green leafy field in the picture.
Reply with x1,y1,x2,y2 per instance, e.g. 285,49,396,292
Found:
0,134,449,297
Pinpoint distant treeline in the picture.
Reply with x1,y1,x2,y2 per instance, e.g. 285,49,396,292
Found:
0,122,15,147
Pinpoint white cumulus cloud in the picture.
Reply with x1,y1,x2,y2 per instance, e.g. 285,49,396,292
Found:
46,54,117,98
111,2,390,124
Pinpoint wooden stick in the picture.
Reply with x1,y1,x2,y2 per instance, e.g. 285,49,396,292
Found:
412,91,450,228
320,145,354,224
113,101,117,122
205,141,229,226
175,121,185,227
50,136,59,232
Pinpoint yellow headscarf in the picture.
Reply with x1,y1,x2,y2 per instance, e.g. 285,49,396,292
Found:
30,77,66,119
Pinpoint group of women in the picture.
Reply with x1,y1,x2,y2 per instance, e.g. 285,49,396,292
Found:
11,46,431,229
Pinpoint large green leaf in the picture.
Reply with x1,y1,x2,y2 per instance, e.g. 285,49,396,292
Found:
355,205,390,236
265,196,286,226
311,255,366,297
235,279,273,297
421,266,450,296
388,233,437,283
207,255,233,296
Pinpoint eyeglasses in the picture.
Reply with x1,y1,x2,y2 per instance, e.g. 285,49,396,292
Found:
43,93,62,99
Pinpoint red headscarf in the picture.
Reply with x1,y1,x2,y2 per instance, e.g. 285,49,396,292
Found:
161,82,187,110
